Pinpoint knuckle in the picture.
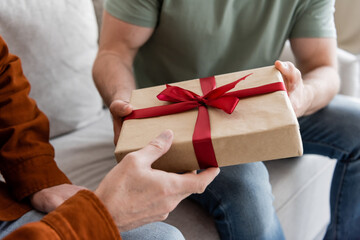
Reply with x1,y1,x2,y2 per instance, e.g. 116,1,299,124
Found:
164,201,177,213
195,182,207,194
110,101,129,117
198,185,207,194
285,61,294,68
149,139,165,153
123,152,141,166
159,213,169,221
159,185,172,197
288,61,294,66
125,152,138,161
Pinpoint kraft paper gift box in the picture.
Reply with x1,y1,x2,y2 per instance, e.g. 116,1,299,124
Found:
115,66,303,172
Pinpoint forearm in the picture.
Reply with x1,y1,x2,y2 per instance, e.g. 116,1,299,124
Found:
4,190,121,240
93,10,154,107
302,65,340,116
93,51,136,107
287,38,339,117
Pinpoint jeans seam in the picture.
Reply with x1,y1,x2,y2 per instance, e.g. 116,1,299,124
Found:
302,140,358,162
206,186,233,240
333,162,348,240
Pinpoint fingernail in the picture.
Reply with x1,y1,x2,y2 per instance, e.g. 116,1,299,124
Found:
282,62,288,69
159,130,173,140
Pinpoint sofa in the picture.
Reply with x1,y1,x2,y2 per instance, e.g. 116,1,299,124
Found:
0,1,359,239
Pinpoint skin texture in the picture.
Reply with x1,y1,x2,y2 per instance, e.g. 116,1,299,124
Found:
1,33,219,235
30,130,220,232
30,184,86,213
93,12,339,143
94,130,220,232
91,10,340,232
275,38,339,117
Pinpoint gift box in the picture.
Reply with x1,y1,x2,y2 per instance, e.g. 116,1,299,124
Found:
115,66,303,172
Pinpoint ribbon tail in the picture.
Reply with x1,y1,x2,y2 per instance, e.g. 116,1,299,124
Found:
192,105,218,169
225,82,286,99
125,102,199,120
204,73,253,99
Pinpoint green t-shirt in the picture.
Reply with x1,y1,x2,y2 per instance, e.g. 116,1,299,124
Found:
105,0,336,88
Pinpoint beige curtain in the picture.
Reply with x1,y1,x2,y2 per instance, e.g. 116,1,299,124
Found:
335,1,360,54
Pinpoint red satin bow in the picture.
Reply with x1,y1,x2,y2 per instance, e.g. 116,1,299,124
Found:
125,74,286,169
157,75,250,114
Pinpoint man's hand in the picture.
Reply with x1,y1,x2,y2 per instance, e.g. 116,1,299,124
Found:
275,60,312,117
275,38,339,117
95,130,220,232
109,99,133,145
93,12,154,145
30,184,86,213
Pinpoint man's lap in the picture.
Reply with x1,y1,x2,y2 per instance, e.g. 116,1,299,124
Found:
2,95,357,239
187,94,360,238
299,95,360,161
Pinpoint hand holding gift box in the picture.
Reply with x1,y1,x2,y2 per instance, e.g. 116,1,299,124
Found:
115,66,303,172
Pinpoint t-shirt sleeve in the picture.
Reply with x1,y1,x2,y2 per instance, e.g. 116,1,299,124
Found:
105,0,161,28
290,0,336,38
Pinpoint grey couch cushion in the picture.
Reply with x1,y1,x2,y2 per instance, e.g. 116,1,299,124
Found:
0,0,104,138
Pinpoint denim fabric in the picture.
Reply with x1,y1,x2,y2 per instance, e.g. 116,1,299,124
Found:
1,95,359,240
189,161,285,240
121,222,185,240
190,95,360,240
0,210,44,239
0,210,184,240
298,95,360,240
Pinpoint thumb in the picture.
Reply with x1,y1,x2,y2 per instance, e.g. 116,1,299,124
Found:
135,130,174,166
110,100,133,119
275,60,293,92
181,168,220,194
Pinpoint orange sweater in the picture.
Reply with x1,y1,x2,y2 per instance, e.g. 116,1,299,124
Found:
0,36,120,239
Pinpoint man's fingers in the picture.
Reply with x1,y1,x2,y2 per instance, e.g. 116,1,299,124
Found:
110,100,132,145
180,167,220,194
109,99,133,118
275,60,298,92
135,130,174,166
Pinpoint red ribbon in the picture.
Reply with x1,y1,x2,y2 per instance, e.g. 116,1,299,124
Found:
125,74,286,169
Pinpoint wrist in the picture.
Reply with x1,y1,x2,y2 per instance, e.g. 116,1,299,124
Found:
302,83,315,116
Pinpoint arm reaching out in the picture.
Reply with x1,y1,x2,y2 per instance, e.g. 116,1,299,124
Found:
275,38,339,117
93,11,154,144
5,130,219,239
95,129,220,232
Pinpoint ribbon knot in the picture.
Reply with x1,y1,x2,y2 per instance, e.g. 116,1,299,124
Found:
125,73,286,169
157,74,252,115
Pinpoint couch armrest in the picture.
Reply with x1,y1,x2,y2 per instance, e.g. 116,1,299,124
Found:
337,48,360,97
279,41,360,97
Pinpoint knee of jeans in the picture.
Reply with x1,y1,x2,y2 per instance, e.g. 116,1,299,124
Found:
221,193,281,239
207,164,280,238
216,162,272,198
121,222,185,240
157,223,184,240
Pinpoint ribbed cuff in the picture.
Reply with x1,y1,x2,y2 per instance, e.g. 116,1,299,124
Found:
41,190,121,239
4,155,71,201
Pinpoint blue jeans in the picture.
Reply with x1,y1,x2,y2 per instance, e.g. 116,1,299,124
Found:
189,95,360,240
1,95,359,240
0,209,184,240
